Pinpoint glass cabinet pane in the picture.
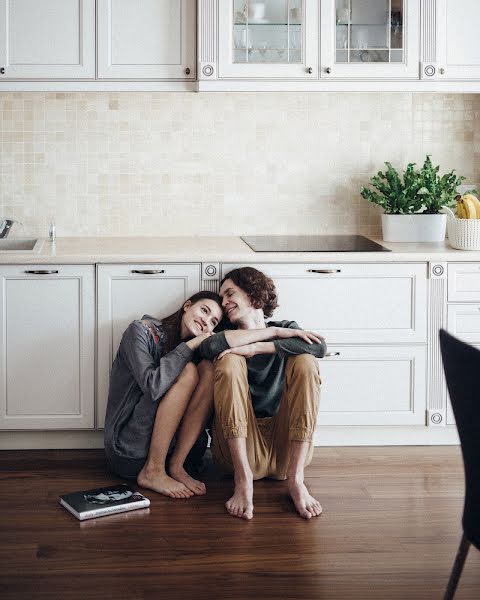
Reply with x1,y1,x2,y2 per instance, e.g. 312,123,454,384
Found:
232,0,303,64
335,0,404,64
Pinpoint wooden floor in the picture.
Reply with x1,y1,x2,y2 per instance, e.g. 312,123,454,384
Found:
0,447,479,600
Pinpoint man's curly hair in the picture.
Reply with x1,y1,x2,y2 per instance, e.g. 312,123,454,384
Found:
221,267,279,318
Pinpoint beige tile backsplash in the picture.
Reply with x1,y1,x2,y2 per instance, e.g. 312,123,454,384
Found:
1,92,479,238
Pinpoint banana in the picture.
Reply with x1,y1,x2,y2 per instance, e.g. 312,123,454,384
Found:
456,196,478,219
456,198,467,219
463,194,480,218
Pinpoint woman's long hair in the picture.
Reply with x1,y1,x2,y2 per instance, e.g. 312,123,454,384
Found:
161,291,223,353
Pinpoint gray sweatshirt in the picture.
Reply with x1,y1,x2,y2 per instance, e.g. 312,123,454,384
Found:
104,315,194,461
198,320,327,418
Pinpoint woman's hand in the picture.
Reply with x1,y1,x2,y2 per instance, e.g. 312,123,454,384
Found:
275,327,324,344
185,332,214,351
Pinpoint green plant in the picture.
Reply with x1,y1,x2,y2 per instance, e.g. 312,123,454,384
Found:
416,155,465,214
360,156,466,215
360,162,425,215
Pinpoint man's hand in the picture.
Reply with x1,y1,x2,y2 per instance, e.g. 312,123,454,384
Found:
217,343,259,360
274,327,325,345
185,332,214,351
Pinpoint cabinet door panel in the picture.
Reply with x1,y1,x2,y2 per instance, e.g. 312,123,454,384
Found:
318,346,426,425
96,264,201,428
0,266,95,429
221,263,427,343
97,0,196,79
448,263,480,302
0,0,95,78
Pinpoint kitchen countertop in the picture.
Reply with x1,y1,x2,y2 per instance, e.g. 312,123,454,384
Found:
2,236,480,264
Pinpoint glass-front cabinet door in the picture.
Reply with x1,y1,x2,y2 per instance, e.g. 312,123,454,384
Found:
321,0,419,78
218,0,318,78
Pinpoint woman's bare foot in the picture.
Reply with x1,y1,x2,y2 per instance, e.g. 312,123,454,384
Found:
225,478,254,520
169,464,206,495
288,480,322,519
137,466,193,499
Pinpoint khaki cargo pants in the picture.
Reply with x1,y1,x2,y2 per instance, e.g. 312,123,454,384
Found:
211,353,321,480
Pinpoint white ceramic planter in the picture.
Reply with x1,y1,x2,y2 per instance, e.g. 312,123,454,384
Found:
381,213,447,242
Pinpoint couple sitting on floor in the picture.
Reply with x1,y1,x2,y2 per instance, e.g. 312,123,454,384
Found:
104,266,326,520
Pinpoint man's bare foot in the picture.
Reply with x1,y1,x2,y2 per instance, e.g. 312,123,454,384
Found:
137,466,193,499
226,478,254,520
288,480,322,519
169,464,206,495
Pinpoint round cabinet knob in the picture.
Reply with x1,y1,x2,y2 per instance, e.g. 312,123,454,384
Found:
0,67,5,75
307,67,313,74
424,64,436,77
325,67,332,74
185,67,191,75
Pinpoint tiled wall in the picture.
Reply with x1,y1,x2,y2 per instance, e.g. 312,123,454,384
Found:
1,92,479,238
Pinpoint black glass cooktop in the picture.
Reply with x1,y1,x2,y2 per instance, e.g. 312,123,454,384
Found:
241,235,391,252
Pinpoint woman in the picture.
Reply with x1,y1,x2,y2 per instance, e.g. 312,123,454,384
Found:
104,291,223,499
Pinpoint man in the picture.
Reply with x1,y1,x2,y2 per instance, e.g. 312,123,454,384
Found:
199,267,326,520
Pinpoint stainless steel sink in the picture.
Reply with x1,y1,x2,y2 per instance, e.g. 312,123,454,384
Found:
0,238,43,252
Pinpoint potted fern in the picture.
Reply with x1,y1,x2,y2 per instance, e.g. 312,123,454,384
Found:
360,156,465,242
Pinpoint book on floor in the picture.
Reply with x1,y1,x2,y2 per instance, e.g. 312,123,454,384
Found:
59,483,150,521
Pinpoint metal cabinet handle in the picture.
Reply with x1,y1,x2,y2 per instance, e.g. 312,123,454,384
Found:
131,269,165,275
307,67,313,74
185,67,191,75
325,352,340,357
307,269,341,274
24,270,59,275
0,67,5,75
325,67,332,74
439,67,445,75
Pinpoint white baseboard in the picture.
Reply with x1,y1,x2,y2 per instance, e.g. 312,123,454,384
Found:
0,426,460,450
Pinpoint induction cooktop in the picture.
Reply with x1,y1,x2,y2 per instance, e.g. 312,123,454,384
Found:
241,235,391,253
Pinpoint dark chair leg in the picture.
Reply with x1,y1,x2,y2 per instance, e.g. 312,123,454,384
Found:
444,533,471,600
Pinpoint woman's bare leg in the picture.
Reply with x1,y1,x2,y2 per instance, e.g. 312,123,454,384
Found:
169,360,215,495
137,363,198,499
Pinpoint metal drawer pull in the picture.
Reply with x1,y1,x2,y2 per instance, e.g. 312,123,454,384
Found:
325,352,340,357
308,269,341,274
24,270,59,275
131,269,165,275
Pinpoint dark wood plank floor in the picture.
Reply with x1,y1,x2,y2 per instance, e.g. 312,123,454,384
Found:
0,446,479,600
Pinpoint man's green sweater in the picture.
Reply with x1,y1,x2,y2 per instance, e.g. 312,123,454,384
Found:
198,320,327,418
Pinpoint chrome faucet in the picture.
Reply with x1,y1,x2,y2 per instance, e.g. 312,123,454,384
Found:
0,219,22,239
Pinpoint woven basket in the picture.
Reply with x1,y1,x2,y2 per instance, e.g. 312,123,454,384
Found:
446,211,480,250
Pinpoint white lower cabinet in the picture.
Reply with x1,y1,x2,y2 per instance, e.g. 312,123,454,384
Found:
96,264,201,428
221,262,428,426
0,265,95,429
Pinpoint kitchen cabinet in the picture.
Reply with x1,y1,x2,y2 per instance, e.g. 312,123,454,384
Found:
96,264,201,428
0,265,95,429
422,0,480,81
321,0,420,79
221,262,428,426
0,0,95,79
97,0,196,80
215,0,319,79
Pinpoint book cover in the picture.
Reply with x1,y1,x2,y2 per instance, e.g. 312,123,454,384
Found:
59,483,150,521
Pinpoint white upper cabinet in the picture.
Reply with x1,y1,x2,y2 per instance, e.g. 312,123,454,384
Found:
435,0,480,80
217,0,319,79
97,0,196,79
0,0,95,79
321,0,420,79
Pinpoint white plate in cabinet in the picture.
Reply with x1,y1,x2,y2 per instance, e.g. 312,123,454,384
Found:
448,263,480,302
0,0,95,79
318,346,426,426
221,263,427,344
96,264,201,429
0,265,95,429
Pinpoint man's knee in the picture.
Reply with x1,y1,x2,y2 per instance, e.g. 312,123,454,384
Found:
287,354,321,381
215,353,247,380
197,359,215,380
179,361,199,388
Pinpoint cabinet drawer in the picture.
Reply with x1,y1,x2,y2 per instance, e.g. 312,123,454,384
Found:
318,346,426,426
448,263,480,301
447,304,480,343
221,263,427,343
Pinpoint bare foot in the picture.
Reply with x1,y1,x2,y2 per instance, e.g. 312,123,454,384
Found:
137,466,193,499
226,479,254,520
288,480,322,519
169,464,206,495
